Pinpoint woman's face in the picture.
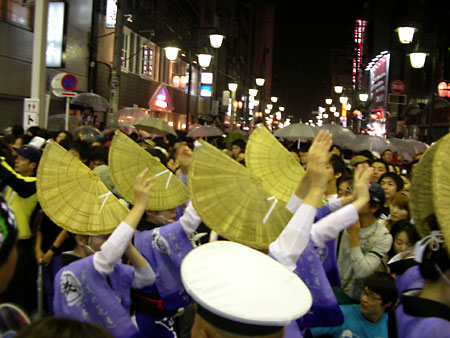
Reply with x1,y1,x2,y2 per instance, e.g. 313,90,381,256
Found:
390,202,409,223
393,231,412,254
401,176,411,192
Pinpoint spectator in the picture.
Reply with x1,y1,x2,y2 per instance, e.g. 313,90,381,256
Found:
310,272,397,338
371,159,389,183
231,139,246,165
336,182,392,303
382,149,394,163
378,172,404,220
337,174,354,198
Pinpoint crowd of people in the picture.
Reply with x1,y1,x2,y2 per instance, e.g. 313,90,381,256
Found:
0,121,448,338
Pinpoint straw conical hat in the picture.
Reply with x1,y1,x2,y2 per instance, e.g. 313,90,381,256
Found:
189,139,293,250
36,141,129,235
409,141,438,238
431,133,450,253
246,124,305,203
109,131,188,210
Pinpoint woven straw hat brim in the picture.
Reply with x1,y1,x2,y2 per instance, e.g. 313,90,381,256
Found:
246,124,305,204
410,142,438,238
109,131,188,210
36,142,129,235
432,133,450,254
189,140,293,250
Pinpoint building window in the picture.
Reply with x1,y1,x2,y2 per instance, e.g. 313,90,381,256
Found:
141,45,154,77
1,0,34,29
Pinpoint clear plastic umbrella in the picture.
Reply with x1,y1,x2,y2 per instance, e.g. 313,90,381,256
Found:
347,134,394,154
71,126,105,143
134,117,177,137
47,114,82,131
187,125,224,138
71,92,110,112
388,138,429,161
319,124,356,147
273,123,316,140
117,107,148,125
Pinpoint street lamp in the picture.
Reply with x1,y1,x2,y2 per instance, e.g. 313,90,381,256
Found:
256,78,265,86
359,93,369,102
339,96,348,104
409,52,428,68
271,96,278,103
249,88,258,97
395,27,417,44
228,82,238,129
279,106,285,111
209,34,224,48
334,85,343,94
266,104,273,110
197,53,212,68
325,98,332,105
329,106,337,112
164,47,180,61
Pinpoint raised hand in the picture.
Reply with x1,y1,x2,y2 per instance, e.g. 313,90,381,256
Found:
306,130,333,191
352,165,373,204
176,142,193,175
133,168,155,209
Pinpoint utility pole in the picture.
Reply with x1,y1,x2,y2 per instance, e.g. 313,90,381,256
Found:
109,0,123,126
30,0,49,129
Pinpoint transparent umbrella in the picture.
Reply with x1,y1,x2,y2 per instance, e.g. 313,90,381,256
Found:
71,92,110,112
347,134,394,154
134,117,177,137
47,114,82,131
187,125,224,138
389,138,429,161
273,123,316,140
319,124,356,147
71,126,105,143
117,107,148,125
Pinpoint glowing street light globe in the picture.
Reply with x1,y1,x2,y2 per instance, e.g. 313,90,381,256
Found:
209,34,224,48
197,54,212,67
325,98,332,105
248,88,258,97
270,96,278,103
255,78,265,86
409,52,427,69
396,27,417,44
334,85,343,94
228,83,238,92
359,93,369,102
339,96,349,104
164,47,179,61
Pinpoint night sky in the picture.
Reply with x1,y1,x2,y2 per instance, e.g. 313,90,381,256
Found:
273,1,363,122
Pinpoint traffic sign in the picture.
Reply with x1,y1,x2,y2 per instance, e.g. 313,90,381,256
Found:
52,89,79,98
391,80,406,94
61,73,78,91
23,98,39,130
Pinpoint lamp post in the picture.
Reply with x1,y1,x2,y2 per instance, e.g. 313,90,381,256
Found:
164,30,223,130
228,82,238,130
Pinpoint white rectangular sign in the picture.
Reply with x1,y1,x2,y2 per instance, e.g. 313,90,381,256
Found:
23,98,39,130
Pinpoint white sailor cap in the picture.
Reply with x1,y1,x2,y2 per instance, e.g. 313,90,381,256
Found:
181,241,312,336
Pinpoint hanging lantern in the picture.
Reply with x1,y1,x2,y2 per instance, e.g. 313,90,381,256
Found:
409,52,427,68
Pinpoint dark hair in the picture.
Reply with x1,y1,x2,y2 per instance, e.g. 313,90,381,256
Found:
329,154,348,178
372,159,389,172
11,125,24,137
382,149,393,155
231,139,246,151
378,172,404,192
388,220,421,258
363,272,398,311
342,148,353,160
419,215,450,282
356,150,375,161
70,140,91,162
89,145,109,166
26,126,41,137
299,143,311,153
16,317,113,338
147,148,168,166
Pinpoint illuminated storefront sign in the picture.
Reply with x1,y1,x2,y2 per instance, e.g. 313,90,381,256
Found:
149,84,174,112
200,85,212,97
353,19,367,90
369,53,390,117
46,2,65,67
106,0,117,28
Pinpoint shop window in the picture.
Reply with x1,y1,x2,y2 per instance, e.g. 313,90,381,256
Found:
1,0,34,29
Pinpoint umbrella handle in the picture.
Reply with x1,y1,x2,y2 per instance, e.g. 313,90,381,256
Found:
37,264,44,318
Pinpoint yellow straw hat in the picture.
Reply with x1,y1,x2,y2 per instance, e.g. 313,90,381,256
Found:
36,141,129,235
410,133,450,254
431,133,450,252
109,131,188,210
189,139,292,250
246,124,305,203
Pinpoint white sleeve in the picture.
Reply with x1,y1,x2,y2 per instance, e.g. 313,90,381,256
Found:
286,193,303,214
310,204,359,247
269,203,316,271
177,173,188,186
180,200,202,235
93,222,135,275
326,194,338,202
132,262,156,289
327,198,343,212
